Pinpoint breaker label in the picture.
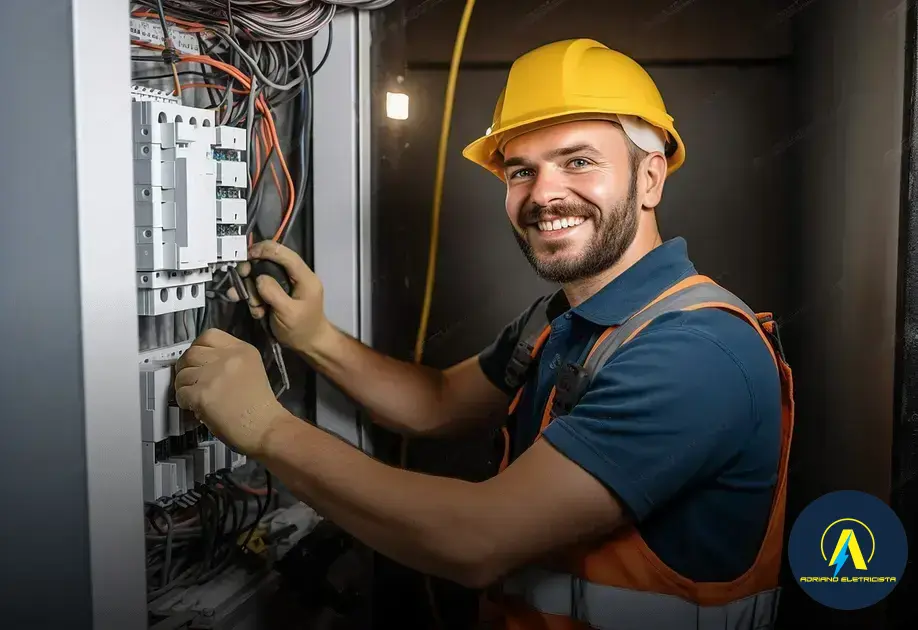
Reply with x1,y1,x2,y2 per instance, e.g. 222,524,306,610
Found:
130,17,201,55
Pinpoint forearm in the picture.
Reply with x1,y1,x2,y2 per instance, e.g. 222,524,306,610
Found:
299,321,453,436
259,412,492,586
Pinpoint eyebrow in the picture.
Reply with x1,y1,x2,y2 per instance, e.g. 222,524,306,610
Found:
502,143,602,169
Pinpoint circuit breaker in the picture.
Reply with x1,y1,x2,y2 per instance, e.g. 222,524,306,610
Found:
132,86,248,502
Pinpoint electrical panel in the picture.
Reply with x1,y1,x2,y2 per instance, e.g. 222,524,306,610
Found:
132,87,247,503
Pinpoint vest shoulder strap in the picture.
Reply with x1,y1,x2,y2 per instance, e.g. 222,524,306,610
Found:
502,293,556,391
551,280,766,417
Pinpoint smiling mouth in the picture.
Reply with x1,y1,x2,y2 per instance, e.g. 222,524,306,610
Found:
534,216,587,233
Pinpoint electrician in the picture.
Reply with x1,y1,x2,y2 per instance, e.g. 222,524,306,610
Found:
175,39,794,629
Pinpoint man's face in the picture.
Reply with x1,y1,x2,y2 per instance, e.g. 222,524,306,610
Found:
501,120,640,284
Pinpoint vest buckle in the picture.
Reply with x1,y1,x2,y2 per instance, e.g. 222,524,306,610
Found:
552,363,590,417
504,341,535,390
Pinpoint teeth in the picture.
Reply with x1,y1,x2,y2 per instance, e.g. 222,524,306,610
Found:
537,216,585,232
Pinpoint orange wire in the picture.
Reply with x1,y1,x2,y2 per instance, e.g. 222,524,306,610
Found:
132,40,296,243
179,84,286,215
182,53,295,241
260,126,285,208
179,82,248,96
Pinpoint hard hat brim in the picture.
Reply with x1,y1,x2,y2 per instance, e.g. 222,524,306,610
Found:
462,108,686,181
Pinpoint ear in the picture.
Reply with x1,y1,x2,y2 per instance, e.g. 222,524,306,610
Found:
640,153,667,209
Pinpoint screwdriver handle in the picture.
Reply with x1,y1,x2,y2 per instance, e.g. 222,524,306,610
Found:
251,259,292,297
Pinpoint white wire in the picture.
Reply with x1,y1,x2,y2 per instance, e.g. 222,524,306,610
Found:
323,0,397,8
152,0,393,43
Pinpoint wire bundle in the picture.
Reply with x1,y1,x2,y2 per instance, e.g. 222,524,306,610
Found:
144,470,275,602
136,0,394,42
131,0,332,336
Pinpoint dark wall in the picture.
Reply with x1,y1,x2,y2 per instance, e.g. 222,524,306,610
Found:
369,1,806,628
370,0,913,627
783,1,906,628
401,0,793,64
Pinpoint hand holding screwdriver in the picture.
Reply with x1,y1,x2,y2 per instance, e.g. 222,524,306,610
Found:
228,241,334,358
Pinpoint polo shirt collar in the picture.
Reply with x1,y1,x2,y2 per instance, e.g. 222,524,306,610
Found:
547,237,697,326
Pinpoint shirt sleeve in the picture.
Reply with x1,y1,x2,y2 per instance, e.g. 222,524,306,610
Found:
541,311,775,523
478,297,551,395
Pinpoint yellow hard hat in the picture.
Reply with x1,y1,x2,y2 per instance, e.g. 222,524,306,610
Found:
461,39,685,181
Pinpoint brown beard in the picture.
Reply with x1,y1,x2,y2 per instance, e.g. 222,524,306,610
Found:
513,172,639,284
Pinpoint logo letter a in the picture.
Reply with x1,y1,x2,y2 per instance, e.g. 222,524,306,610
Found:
829,529,869,571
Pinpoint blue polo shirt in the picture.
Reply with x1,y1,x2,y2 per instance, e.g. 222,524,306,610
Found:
478,238,782,583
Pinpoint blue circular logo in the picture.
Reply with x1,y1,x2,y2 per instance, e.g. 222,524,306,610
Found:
788,490,908,610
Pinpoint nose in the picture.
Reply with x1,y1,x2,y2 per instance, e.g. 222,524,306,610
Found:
528,167,568,208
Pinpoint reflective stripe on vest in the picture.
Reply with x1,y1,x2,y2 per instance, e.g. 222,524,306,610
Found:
503,568,781,630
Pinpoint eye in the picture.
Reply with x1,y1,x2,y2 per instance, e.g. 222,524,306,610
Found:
509,168,535,180
568,158,591,169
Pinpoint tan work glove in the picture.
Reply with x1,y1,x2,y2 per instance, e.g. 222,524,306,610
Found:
174,328,289,457
230,240,333,357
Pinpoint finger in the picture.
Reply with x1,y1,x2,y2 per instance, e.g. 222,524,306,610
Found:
173,365,202,390
196,327,239,349
254,275,293,312
241,277,267,319
236,261,252,278
248,240,314,293
176,345,214,370
226,287,241,302
174,384,198,411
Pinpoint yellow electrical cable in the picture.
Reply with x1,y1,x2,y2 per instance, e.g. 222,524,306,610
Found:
401,0,477,627
413,0,477,366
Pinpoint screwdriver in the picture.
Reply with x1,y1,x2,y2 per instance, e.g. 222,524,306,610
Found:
227,263,291,398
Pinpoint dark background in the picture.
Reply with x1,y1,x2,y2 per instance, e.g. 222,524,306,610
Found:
366,1,914,628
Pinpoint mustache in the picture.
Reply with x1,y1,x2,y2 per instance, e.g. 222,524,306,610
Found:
520,201,598,226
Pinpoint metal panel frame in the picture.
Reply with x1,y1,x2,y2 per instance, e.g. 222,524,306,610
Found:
891,3,918,626
76,1,149,627
0,1,147,628
312,8,374,452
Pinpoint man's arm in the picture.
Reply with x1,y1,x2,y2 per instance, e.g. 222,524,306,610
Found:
173,328,624,588
305,326,509,437
239,241,510,437
257,411,624,588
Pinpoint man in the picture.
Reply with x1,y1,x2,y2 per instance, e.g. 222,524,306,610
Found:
175,39,793,629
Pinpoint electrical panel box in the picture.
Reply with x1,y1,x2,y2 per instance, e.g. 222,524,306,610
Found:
133,87,248,503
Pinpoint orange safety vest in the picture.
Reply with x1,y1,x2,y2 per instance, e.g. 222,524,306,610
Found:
484,275,795,630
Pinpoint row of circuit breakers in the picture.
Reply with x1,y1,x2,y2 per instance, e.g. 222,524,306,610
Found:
132,86,248,503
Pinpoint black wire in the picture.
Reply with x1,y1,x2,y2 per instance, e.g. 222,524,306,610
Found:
132,69,220,82
144,502,174,589
225,0,235,37
145,504,166,535
313,20,333,74
196,33,222,108
154,0,171,40
281,66,312,245
240,471,272,551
